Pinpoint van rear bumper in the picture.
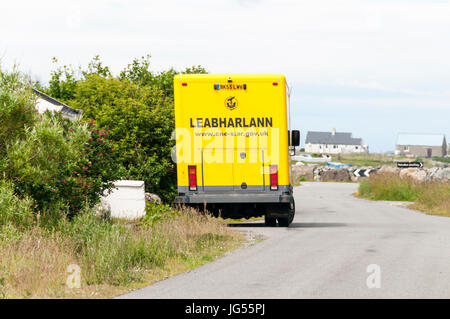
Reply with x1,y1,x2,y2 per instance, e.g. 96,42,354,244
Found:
175,186,293,204
175,193,293,204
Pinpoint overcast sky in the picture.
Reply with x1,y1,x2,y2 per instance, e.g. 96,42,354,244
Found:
1,0,449,152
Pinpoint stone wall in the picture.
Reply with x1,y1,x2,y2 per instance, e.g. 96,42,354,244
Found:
292,163,450,183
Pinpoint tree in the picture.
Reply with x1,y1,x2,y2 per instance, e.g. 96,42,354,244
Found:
0,66,37,157
41,55,207,201
120,55,207,100
3,112,120,215
70,74,176,200
46,58,79,102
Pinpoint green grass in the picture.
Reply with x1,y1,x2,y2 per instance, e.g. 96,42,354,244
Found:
0,205,243,298
433,157,450,163
359,175,420,201
331,153,416,167
357,172,450,216
332,154,390,167
220,216,264,224
332,153,442,168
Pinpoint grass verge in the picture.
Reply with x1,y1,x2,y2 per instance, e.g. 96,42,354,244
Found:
356,172,450,217
433,157,450,164
0,205,243,298
220,216,264,224
331,153,415,167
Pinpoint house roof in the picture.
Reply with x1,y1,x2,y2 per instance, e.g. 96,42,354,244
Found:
32,88,82,118
396,133,446,147
305,131,362,145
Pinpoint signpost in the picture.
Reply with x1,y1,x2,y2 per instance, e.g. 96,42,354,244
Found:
397,162,423,168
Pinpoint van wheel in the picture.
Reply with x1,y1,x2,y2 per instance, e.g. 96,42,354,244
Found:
277,200,295,227
278,218,290,227
264,215,277,227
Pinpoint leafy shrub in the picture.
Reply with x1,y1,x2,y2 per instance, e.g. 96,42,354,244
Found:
44,55,207,202
45,57,80,102
3,111,120,216
0,67,37,157
3,114,88,213
54,118,122,213
0,179,34,228
70,74,176,201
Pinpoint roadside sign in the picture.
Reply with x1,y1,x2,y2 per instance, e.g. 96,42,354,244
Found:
397,162,423,168
354,169,375,177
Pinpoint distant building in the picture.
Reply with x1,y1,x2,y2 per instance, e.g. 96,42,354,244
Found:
395,133,447,158
305,128,368,154
33,88,82,121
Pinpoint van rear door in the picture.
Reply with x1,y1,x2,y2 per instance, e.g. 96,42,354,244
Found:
201,149,234,192
232,148,265,191
201,148,265,192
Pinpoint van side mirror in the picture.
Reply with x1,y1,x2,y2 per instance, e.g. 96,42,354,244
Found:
291,130,300,147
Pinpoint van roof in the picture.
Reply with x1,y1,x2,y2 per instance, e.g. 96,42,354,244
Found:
174,74,286,82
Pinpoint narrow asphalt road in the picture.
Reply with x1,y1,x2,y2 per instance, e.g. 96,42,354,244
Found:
118,182,450,299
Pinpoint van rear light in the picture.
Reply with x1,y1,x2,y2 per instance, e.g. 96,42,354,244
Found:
188,165,197,191
270,165,278,190
272,82,278,86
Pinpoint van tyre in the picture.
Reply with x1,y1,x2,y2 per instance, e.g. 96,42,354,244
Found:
265,215,277,227
277,199,295,227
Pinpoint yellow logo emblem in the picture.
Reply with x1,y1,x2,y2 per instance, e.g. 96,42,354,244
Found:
225,96,237,110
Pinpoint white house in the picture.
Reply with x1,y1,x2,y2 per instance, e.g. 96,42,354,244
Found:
305,128,368,154
33,88,82,120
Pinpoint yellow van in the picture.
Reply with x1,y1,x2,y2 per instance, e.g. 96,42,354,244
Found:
173,74,299,226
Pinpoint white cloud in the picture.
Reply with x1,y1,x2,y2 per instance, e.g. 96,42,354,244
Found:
0,0,449,150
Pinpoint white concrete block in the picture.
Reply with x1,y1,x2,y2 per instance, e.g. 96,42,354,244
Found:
102,180,146,219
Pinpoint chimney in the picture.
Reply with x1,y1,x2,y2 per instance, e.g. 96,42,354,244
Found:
332,128,336,136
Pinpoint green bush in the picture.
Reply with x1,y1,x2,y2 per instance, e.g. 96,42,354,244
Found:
0,67,37,157
44,55,207,202
1,110,120,216
0,179,35,228
54,118,122,213
70,75,176,201
3,114,87,212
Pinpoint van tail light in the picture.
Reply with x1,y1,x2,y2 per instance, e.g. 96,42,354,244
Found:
270,165,278,190
188,165,197,191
